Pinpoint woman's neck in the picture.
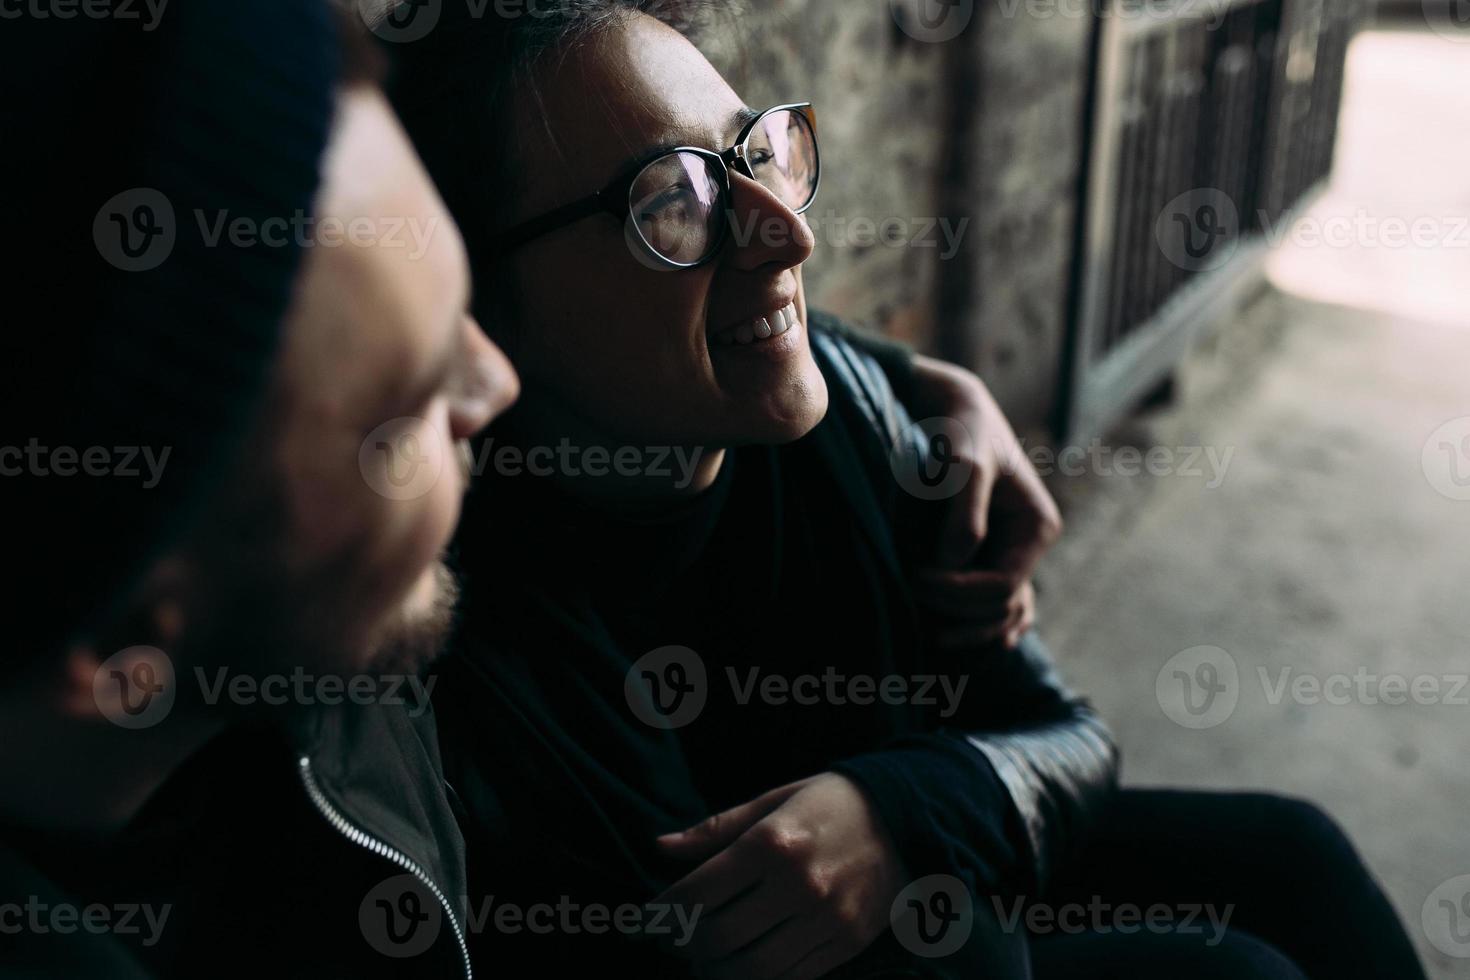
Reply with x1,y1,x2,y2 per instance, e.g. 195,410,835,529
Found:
494,400,727,517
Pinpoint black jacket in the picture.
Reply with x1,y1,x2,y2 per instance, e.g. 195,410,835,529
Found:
0,316,919,980
0,706,471,979
435,313,1120,977
0,317,1114,979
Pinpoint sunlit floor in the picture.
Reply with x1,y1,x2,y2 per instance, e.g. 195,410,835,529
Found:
1267,27,1470,326
1040,25,1470,978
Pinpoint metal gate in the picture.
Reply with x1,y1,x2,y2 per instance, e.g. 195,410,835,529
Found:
1061,0,1361,443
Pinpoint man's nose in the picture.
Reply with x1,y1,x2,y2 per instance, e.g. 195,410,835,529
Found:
448,316,519,441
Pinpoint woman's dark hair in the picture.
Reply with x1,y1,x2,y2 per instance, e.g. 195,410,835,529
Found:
385,0,726,347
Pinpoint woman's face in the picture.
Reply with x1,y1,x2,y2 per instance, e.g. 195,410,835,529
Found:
505,12,829,449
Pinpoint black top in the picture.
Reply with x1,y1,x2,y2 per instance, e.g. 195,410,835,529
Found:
436,317,1117,976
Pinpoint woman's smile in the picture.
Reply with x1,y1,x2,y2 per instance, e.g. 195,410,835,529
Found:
709,301,802,350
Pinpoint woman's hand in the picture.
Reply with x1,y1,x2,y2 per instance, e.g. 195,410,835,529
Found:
908,354,1061,649
655,774,907,980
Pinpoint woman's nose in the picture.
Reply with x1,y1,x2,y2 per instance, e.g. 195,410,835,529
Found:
725,172,816,272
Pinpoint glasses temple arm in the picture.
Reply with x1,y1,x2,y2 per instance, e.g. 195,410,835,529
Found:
494,192,621,252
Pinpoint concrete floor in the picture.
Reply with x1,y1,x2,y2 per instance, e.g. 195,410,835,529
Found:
1036,27,1470,979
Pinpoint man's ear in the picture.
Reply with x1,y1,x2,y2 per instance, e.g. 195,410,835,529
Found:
59,556,195,723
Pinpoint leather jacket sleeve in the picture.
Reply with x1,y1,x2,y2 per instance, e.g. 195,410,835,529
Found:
810,312,1120,895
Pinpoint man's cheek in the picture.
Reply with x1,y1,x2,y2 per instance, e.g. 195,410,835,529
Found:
375,477,461,602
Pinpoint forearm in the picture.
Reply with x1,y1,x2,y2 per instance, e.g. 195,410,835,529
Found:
835,634,1119,896
963,706,1118,890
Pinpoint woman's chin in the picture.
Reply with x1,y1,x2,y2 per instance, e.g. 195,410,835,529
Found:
739,377,830,445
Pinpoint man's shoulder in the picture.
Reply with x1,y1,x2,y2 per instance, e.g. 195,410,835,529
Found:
0,842,157,980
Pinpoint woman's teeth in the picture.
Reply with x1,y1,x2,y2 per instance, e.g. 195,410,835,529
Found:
715,303,799,348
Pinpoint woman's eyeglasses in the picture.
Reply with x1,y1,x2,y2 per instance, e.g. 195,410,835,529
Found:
495,103,820,270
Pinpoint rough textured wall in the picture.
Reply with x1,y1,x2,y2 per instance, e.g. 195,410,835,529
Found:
963,3,1095,434
703,0,955,354
701,0,1096,436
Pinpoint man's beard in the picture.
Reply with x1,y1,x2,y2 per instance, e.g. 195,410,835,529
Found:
177,559,463,723
361,560,461,678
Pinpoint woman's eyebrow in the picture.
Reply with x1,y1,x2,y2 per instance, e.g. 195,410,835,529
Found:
601,106,764,185
638,106,763,160
725,105,760,141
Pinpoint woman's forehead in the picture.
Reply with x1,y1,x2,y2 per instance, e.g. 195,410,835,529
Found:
523,14,745,183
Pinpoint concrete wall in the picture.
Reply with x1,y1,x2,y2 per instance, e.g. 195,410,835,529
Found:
703,0,1097,436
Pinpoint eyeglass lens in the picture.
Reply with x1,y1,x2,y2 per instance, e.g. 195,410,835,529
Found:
627,109,818,266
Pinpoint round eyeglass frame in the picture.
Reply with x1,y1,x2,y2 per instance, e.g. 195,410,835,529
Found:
494,102,821,270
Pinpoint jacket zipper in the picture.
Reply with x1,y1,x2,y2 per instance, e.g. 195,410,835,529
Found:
297,755,472,980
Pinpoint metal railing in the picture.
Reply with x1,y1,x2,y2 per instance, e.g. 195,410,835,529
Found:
1061,0,1362,443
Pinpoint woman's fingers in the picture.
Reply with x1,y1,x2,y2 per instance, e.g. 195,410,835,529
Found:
927,575,1036,651
698,911,834,980
675,878,800,964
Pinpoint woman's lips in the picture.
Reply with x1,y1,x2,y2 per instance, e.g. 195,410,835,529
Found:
710,303,800,348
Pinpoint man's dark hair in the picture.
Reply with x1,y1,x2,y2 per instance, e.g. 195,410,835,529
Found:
386,0,722,350
336,3,390,85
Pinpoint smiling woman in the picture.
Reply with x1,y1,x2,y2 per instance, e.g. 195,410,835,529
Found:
391,0,723,332
395,3,830,464
386,4,1425,980
387,4,1110,979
